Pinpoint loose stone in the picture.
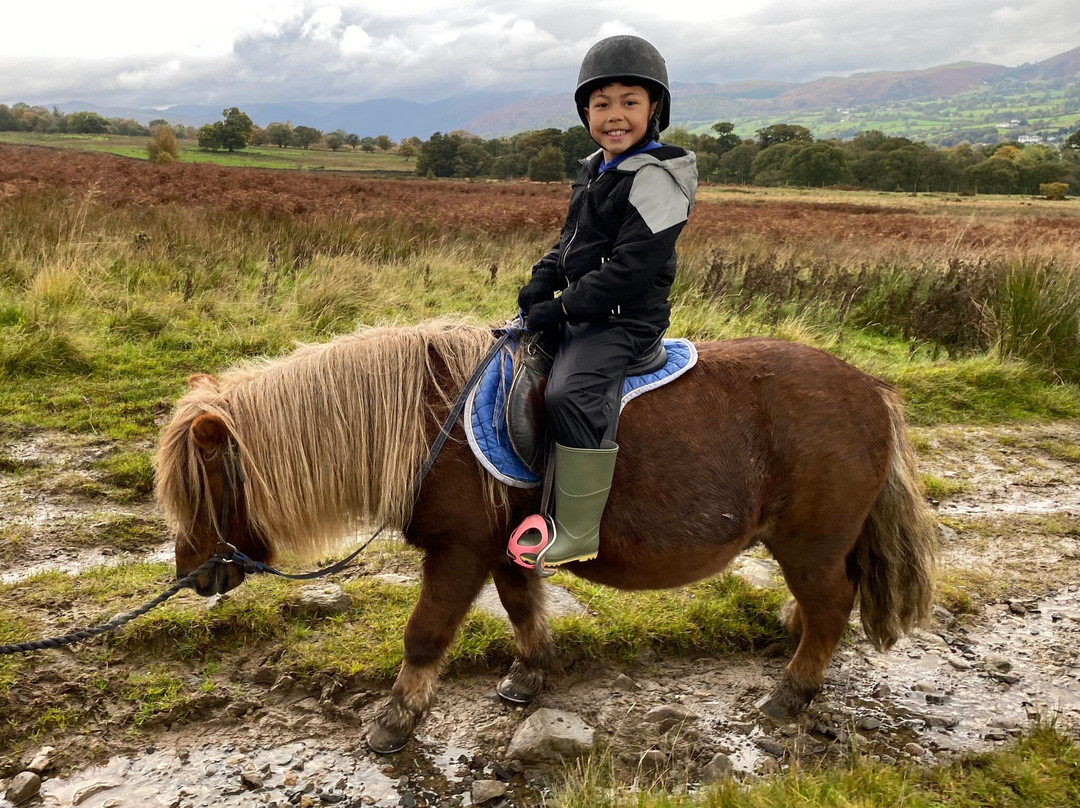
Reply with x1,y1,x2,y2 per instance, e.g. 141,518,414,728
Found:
758,757,781,775
701,753,734,782
755,738,785,757
643,704,695,733
72,780,122,805
295,584,352,617
506,709,596,763
903,743,925,757
5,772,42,805
242,770,265,789
932,604,957,626
638,750,668,771
26,746,57,774
856,716,882,731
985,654,1012,672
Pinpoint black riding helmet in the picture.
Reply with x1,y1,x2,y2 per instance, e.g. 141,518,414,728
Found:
574,35,671,137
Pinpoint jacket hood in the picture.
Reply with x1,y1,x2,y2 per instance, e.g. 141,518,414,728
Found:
614,150,698,212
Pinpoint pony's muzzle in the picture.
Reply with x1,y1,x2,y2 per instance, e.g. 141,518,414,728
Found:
182,560,245,596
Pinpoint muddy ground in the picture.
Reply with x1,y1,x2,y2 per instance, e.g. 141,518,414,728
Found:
1,421,1077,808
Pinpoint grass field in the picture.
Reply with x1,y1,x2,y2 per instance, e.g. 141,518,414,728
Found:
712,82,1079,142
0,143,1075,439
0,131,415,172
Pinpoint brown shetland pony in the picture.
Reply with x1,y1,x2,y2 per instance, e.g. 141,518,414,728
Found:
155,321,937,753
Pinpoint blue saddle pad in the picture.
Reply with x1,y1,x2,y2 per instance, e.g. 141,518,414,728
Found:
464,338,698,488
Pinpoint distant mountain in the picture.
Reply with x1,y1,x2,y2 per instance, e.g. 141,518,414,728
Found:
765,61,1009,109
1004,46,1080,81
49,47,1078,142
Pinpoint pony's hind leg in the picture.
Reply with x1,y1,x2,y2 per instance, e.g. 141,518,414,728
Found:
492,561,556,704
758,551,856,719
368,544,490,754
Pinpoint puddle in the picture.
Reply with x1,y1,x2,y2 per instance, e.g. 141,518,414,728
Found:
31,741,398,808
938,493,1079,517
0,546,173,585
828,588,1080,755
15,738,536,808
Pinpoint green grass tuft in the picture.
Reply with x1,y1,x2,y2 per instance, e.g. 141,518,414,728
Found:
921,473,972,501
0,328,91,376
95,450,155,500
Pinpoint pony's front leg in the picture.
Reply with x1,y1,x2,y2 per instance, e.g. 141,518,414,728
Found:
492,561,556,704
368,545,489,754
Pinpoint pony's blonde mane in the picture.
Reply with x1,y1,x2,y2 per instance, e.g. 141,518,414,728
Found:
155,321,503,560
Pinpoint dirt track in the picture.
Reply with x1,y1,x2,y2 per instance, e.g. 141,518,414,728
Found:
0,421,1076,807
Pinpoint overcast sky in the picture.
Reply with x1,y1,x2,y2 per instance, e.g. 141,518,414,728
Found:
4,0,1077,108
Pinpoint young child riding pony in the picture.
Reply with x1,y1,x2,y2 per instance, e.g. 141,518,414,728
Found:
508,35,697,573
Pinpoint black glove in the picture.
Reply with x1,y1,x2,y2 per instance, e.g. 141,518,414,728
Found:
527,299,566,332
517,277,555,314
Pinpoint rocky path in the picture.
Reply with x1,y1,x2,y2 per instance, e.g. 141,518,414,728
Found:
1,421,1077,807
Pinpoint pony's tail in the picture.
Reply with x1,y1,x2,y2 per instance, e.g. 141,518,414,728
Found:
854,384,938,650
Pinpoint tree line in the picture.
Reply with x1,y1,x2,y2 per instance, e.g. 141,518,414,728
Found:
3,101,1076,194
413,122,1080,195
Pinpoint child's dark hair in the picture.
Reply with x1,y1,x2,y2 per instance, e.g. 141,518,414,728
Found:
580,76,663,108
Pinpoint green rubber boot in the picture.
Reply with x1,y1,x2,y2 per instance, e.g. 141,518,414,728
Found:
540,441,619,567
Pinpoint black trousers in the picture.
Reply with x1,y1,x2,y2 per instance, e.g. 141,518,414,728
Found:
544,318,663,449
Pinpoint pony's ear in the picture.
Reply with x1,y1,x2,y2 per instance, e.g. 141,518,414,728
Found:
188,374,220,392
190,413,229,455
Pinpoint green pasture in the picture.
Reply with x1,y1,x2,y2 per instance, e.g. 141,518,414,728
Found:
0,131,415,172
709,79,1078,143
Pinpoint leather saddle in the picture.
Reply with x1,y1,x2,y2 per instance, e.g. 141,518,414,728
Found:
506,333,668,475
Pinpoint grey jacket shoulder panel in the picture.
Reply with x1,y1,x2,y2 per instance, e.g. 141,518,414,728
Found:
616,151,697,204
617,151,698,234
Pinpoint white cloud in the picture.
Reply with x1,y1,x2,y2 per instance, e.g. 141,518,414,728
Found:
1,0,1076,106
302,6,343,40
341,24,374,54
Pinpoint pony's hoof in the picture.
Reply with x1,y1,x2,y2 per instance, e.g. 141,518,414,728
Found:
367,725,410,755
496,676,536,704
754,691,798,720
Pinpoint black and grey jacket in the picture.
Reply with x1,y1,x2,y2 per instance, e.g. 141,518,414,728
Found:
531,145,697,328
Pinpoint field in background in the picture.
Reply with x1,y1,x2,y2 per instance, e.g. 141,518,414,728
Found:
0,143,1076,438
0,132,414,172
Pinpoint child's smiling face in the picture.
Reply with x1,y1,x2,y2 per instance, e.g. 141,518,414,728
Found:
585,82,658,162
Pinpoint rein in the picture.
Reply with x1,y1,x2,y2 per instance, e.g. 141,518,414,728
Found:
1,321,520,655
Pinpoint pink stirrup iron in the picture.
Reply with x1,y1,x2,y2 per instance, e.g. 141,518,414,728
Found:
507,514,556,574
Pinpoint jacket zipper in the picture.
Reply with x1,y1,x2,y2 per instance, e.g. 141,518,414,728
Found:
560,176,592,276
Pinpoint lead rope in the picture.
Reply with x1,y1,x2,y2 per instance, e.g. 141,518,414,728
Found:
0,557,221,655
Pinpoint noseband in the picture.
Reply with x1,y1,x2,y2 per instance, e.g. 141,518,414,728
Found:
209,438,248,568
